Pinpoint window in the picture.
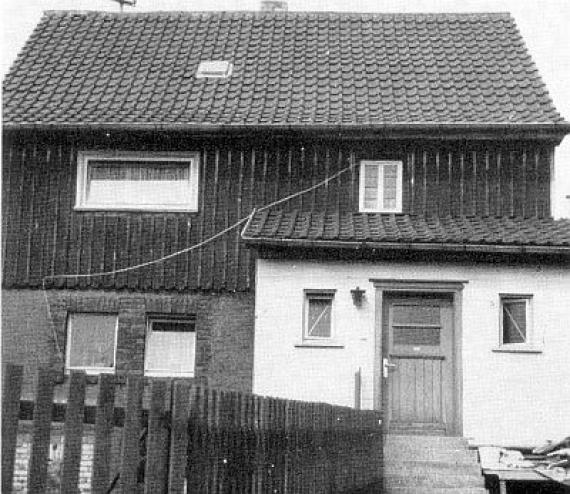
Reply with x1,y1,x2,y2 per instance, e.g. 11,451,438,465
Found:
359,160,403,213
303,290,336,340
500,295,532,346
76,151,199,211
196,60,233,78
66,313,118,373
144,317,196,377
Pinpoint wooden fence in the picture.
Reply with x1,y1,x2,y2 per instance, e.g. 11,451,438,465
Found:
2,364,383,493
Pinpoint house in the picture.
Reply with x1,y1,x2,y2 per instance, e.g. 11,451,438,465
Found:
3,10,570,447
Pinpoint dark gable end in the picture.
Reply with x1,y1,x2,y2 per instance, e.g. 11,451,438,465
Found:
2,10,569,133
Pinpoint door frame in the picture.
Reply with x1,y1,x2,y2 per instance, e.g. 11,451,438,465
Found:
370,279,467,436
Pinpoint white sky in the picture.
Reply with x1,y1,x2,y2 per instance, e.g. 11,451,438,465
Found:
2,0,569,216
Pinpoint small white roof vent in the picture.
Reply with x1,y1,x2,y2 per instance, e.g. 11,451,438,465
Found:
196,60,233,79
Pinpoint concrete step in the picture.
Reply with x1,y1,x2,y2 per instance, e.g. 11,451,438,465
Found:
383,460,483,477
383,472,486,489
384,444,479,462
384,447,479,463
384,434,470,449
381,488,488,494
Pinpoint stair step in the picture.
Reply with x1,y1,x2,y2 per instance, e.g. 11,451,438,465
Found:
384,446,479,463
383,460,483,477
381,488,488,494
383,473,486,488
384,434,470,449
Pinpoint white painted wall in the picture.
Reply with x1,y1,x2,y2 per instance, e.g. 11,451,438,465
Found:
253,257,570,446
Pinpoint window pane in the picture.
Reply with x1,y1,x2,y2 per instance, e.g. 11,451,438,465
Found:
503,301,526,343
145,320,196,376
68,314,116,369
307,298,332,338
383,164,398,209
86,160,192,207
363,164,379,209
393,304,440,325
393,327,441,346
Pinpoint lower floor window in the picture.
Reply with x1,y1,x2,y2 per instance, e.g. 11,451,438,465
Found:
304,290,336,341
144,317,196,377
500,294,532,345
66,313,118,373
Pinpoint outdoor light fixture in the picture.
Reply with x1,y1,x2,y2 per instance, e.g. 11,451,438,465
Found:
350,287,366,306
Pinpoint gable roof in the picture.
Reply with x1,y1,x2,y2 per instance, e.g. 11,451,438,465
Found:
242,211,570,255
3,10,569,132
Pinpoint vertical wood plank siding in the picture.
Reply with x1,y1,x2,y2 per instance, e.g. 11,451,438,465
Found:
2,132,554,291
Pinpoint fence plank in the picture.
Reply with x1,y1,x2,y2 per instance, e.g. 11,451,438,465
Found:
61,371,87,494
186,386,203,493
168,382,191,494
118,374,144,493
144,379,168,494
2,363,24,494
91,373,116,494
27,367,56,494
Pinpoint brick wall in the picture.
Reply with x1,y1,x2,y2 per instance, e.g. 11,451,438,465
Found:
2,288,255,398
12,422,122,493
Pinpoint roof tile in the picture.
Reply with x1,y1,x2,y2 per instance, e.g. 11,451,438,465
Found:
243,211,570,253
3,10,567,129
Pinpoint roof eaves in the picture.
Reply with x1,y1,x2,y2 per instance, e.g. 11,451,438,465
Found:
240,235,570,256
4,121,570,137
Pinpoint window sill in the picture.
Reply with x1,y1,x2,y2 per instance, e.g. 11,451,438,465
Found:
74,205,198,213
294,342,344,349
492,346,543,354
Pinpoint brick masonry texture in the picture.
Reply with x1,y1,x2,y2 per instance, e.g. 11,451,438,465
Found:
3,11,567,128
2,288,255,399
12,422,122,493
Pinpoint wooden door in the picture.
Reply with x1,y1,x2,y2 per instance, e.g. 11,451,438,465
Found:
383,295,455,434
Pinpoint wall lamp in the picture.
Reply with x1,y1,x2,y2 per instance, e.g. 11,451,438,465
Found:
350,287,366,307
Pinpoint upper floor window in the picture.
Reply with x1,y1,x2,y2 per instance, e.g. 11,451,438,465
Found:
76,151,199,212
359,160,403,213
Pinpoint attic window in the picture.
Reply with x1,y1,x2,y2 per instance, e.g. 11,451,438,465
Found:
196,60,233,79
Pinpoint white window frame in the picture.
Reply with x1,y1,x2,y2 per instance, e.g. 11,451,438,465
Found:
358,160,403,213
144,316,196,378
65,313,118,374
499,294,533,347
75,151,200,212
303,289,336,341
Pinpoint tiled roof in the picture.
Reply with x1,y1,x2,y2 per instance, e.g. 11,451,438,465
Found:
3,11,568,129
242,210,570,254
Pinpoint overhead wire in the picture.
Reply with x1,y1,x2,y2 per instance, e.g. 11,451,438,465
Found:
43,158,357,282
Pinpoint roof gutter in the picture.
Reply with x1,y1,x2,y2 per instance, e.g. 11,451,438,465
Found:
241,235,570,256
3,121,570,140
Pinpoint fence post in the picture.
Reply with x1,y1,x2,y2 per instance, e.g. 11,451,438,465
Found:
2,363,24,494
27,367,56,494
354,368,362,410
118,374,144,493
91,373,117,494
168,381,191,494
144,379,169,494
61,371,87,494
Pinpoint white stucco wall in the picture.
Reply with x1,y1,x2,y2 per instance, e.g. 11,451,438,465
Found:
253,257,570,446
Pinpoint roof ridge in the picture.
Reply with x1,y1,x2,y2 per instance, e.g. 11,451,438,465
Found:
41,9,514,18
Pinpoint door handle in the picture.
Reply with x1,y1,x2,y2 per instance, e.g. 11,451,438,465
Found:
383,358,396,378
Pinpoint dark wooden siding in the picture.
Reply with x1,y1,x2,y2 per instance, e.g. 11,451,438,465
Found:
2,131,554,291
